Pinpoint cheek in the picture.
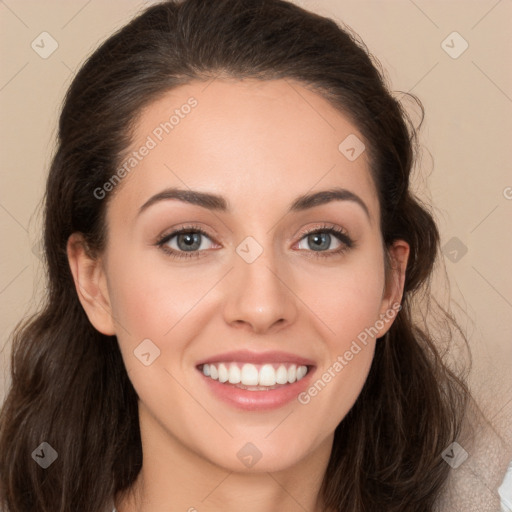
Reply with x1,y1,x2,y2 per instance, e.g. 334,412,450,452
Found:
294,247,385,420
105,248,211,336
303,249,386,345
104,248,222,382
106,237,387,357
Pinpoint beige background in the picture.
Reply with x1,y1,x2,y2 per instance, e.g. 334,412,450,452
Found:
1,0,511,504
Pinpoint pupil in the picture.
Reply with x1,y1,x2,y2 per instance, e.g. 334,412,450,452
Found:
310,233,330,251
179,233,200,250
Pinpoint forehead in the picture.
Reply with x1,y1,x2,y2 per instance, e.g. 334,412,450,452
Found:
109,78,378,221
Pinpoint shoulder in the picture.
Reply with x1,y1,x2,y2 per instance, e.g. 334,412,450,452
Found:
435,401,512,511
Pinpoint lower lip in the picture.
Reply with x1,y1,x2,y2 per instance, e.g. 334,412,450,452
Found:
197,367,316,411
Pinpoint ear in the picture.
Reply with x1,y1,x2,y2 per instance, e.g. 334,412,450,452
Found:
67,232,116,336
375,239,410,338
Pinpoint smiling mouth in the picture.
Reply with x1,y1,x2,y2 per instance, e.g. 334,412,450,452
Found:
197,362,312,391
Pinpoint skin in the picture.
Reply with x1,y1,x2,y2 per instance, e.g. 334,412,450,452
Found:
67,78,409,512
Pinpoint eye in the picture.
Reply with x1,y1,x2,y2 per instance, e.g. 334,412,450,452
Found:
155,223,354,260
296,224,354,258
156,225,216,259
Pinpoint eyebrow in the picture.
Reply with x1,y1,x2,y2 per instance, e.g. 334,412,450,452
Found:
138,186,370,220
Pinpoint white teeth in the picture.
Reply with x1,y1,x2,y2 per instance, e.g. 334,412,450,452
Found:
258,364,276,386
240,363,259,386
218,363,229,383
276,365,288,384
296,365,307,380
228,363,241,384
201,362,309,387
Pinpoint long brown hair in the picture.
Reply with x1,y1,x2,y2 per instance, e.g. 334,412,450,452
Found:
0,1,470,510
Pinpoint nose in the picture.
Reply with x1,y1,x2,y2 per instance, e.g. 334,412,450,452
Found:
222,246,298,335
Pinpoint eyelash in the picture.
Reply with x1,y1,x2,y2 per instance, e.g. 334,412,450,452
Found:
155,223,354,260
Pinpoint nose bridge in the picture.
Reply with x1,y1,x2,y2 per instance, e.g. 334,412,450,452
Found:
222,234,297,333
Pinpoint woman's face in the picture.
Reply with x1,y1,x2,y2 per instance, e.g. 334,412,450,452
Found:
71,78,407,474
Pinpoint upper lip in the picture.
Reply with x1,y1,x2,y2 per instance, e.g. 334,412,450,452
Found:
196,350,316,367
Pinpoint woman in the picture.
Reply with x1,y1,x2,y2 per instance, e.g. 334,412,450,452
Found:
0,0,489,510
